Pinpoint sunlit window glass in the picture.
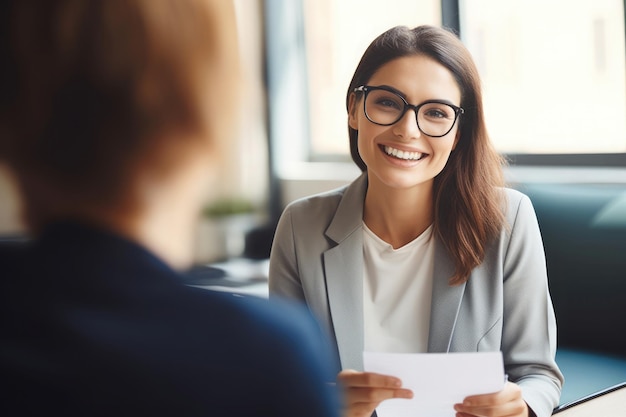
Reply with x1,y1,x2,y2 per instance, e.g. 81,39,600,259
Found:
303,0,441,159
461,0,626,153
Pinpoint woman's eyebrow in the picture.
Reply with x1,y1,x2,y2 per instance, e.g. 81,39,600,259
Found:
371,84,407,98
370,84,459,107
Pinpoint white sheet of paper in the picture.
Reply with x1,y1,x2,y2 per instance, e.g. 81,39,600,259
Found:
363,351,505,417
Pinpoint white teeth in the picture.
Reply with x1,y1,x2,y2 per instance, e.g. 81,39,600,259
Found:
384,145,423,161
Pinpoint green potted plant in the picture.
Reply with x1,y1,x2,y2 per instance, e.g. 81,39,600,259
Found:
195,197,260,262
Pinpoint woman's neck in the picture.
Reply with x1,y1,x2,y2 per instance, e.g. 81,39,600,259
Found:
363,178,434,249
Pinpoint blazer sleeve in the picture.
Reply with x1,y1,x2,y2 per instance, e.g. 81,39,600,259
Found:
269,206,307,303
502,193,564,417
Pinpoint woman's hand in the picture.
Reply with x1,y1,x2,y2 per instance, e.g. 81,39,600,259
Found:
337,369,413,417
453,381,532,417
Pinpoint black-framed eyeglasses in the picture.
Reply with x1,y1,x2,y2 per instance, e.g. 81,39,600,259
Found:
354,85,464,138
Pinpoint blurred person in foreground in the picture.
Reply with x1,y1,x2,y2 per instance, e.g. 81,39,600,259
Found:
0,1,339,416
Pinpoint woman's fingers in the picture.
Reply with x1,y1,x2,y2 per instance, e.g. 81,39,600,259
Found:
454,400,527,417
344,384,414,402
462,381,521,405
338,369,402,388
338,370,413,417
453,382,529,417
338,369,413,400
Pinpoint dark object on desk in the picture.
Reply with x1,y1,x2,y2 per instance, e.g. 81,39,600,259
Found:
185,264,226,279
243,221,278,259
552,382,626,416
184,264,265,287
0,234,30,248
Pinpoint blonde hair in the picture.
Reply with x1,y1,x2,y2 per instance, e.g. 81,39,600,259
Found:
0,0,239,229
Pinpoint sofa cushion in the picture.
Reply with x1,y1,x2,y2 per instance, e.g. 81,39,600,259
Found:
520,183,626,357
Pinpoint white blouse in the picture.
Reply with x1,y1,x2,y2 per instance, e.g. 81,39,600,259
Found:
362,222,435,353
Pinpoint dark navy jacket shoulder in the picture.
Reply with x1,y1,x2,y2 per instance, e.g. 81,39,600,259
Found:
0,221,339,416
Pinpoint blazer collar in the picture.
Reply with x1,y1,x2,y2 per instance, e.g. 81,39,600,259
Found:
323,172,367,370
325,172,368,244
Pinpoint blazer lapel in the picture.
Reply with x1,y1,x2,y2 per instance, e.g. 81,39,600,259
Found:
427,239,466,352
323,173,367,370
322,173,466,363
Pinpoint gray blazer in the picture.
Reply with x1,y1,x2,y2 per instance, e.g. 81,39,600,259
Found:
269,173,563,417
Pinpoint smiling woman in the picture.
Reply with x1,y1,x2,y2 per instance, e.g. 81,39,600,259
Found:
344,27,505,282
269,25,563,417
348,54,463,208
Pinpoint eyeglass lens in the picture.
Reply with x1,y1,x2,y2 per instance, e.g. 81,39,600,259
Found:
364,89,458,137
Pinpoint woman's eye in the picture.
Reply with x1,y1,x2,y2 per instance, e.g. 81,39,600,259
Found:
423,108,450,119
376,98,401,109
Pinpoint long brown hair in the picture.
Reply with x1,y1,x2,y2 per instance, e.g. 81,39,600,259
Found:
346,25,505,284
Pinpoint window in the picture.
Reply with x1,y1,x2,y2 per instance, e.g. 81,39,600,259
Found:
264,0,626,210
461,0,626,154
283,0,626,164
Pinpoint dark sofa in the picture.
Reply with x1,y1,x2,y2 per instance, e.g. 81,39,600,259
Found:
517,182,626,405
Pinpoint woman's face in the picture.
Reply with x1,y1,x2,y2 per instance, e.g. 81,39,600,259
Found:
349,54,461,192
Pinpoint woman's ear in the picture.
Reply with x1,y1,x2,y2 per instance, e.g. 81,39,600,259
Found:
348,93,359,130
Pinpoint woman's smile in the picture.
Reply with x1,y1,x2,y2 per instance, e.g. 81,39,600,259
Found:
381,144,427,161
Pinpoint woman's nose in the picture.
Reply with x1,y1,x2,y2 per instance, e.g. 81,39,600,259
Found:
392,108,421,140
